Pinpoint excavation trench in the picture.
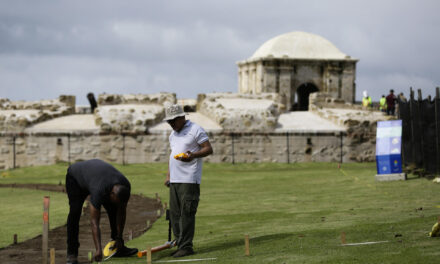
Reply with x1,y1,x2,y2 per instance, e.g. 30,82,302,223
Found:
0,184,163,264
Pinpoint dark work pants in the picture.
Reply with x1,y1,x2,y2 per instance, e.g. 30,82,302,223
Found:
66,172,88,256
169,183,200,250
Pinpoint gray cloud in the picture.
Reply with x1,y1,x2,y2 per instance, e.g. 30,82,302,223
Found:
0,0,439,105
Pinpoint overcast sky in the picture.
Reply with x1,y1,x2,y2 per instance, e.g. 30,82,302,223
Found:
0,0,439,105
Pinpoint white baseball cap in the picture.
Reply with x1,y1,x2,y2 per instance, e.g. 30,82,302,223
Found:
164,104,186,121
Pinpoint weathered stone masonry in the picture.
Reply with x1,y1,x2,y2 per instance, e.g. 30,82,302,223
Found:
0,131,344,170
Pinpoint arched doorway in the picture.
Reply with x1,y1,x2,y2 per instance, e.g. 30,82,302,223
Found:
294,83,319,111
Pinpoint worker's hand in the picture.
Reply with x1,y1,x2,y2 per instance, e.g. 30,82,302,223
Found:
179,151,194,162
94,249,103,262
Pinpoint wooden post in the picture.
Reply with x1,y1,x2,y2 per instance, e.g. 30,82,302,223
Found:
244,234,250,256
286,133,290,164
146,246,152,264
13,234,17,244
49,248,55,264
42,196,50,264
341,232,346,244
147,220,150,228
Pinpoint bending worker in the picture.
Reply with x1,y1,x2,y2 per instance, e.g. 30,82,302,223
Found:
65,159,138,264
164,104,213,258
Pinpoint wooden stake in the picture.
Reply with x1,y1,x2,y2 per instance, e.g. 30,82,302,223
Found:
146,246,152,264
42,196,50,264
341,232,346,244
164,202,168,209
244,234,250,256
129,229,133,241
13,234,17,244
147,220,150,228
50,248,55,264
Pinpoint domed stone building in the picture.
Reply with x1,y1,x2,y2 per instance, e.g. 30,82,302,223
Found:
237,31,358,111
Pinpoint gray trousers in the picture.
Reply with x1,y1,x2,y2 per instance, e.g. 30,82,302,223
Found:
169,183,200,250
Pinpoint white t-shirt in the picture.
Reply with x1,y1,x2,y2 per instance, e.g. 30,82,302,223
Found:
169,120,209,184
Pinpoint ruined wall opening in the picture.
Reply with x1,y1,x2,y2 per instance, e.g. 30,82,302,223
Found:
295,83,319,111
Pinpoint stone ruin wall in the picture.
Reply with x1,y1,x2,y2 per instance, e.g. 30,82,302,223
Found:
309,92,392,162
0,92,390,169
0,95,76,133
197,93,283,132
94,93,176,133
0,132,343,170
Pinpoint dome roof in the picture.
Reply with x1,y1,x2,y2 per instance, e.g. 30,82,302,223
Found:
250,31,351,60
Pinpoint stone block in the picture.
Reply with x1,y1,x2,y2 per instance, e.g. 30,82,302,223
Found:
375,173,406,182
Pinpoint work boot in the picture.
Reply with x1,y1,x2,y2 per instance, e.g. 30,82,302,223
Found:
173,248,194,258
113,246,138,257
66,254,78,264
170,249,180,256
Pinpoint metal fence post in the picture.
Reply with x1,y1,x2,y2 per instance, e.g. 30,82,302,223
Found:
12,135,16,169
417,89,425,169
67,134,71,165
409,88,416,165
340,132,343,164
231,133,235,165
436,87,440,176
122,133,126,165
286,133,290,164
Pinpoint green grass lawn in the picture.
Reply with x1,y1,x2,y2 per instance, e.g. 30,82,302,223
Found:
1,162,440,263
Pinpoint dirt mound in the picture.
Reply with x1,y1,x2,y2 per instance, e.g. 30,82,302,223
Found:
0,184,164,264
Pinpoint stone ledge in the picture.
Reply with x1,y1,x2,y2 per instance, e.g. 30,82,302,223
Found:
375,173,406,182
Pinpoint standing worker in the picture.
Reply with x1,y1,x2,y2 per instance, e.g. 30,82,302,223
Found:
65,159,138,264
379,95,387,112
362,91,372,109
386,89,397,116
164,104,213,258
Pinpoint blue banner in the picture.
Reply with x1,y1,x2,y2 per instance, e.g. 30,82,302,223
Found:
376,120,403,174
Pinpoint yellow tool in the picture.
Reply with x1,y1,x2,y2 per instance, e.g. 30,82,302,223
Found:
103,240,117,260
174,153,189,159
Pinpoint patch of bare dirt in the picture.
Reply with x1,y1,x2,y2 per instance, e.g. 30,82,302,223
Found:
0,184,164,264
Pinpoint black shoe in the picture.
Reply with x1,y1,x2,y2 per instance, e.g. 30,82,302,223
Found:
173,248,194,258
113,246,138,257
170,249,180,256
